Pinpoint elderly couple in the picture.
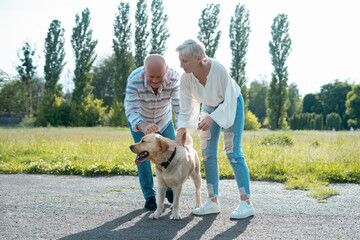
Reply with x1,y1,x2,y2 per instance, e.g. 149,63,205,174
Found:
125,39,254,219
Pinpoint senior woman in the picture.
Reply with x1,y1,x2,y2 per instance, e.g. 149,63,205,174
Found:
174,39,254,219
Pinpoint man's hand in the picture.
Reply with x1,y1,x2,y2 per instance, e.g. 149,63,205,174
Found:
137,122,160,135
198,115,214,131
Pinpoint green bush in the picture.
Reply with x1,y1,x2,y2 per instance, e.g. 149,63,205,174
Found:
109,101,127,127
311,140,320,147
325,112,342,130
19,115,36,128
310,119,315,130
261,133,294,146
347,119,358,129
289,113,323,130
315,114,323,130
70,97,106,126
37,94,70,126
244,110,261,130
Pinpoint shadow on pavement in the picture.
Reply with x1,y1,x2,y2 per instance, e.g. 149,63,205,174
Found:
212,216,253,239
59,206,243,239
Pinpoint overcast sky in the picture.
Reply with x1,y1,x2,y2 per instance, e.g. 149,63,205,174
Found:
0,0,359,96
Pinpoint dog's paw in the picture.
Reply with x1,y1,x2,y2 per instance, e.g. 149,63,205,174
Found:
170,210,181,220
149,210,161,219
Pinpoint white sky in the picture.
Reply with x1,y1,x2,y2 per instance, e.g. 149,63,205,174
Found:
0,0,359,96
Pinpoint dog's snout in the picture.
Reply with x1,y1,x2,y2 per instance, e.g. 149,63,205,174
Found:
130,145,134,151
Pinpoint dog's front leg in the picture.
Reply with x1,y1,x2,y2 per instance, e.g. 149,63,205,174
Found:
149,178,166,219
170,185,182,220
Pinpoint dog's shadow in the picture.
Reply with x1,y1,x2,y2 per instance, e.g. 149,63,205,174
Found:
60,205,252,240
58,205,198,240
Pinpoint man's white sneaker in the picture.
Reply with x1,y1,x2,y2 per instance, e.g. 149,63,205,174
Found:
193,198,220,215
230,201,254,219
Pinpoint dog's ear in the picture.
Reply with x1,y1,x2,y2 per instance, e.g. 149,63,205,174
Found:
158,138,169,152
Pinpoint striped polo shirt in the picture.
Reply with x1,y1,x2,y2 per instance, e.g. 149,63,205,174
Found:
124,66,180,133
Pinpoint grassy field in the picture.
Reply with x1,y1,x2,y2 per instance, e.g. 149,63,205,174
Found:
1,127,359,200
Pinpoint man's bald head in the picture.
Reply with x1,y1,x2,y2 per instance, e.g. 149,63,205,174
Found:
144,54,167,72
144,54,168,93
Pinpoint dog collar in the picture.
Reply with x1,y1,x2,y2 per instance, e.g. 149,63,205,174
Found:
161,147,176,169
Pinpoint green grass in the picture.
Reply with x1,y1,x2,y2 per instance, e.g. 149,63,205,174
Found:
306,185,339,201
1,127,359,200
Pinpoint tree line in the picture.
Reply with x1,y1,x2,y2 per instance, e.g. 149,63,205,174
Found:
0,1,359,130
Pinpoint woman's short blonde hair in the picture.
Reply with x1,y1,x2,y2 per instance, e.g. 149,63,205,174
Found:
176,39,207,59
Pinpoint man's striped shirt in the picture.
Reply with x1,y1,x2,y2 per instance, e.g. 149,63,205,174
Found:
124,67,180,133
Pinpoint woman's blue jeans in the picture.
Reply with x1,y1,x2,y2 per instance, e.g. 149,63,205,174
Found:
128,121,175,200
200,95,250,198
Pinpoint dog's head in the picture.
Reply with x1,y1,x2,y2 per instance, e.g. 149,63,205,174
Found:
129,133,173,166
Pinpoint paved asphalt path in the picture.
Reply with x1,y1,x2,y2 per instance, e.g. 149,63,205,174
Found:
0,174,359,240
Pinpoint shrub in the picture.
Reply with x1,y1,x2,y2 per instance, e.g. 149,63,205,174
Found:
315,114,323,130
347,119,358,129
70,97,106,126
37,94,70,126
109,101,127,127
261,117,269,128
310,119,315,130
290,113,323,130
325,112,342,130
244,110,261,130
311,140,320,147
261,133,294,146
19,115,36,128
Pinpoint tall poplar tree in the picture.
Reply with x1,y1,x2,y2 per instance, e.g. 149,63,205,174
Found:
38,19,66,126
16,41,38,115
91,55,116,107
113,2,135,103
248,79,268,123
287,83,301,118
71,8,97,104
267,14,292,129
197,3,221,58
43,20,66,95
229,3,250,106
134,0,149,67
0,70,10,90
150,0,169,55
70,8,102,126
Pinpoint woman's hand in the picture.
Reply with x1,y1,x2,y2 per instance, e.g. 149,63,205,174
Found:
198,115,214,131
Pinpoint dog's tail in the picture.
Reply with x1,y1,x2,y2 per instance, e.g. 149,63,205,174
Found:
182,133,193,147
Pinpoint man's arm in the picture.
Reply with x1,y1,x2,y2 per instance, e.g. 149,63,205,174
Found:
124,73,144,132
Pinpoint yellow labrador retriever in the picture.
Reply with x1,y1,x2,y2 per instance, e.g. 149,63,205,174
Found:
129,133,201,220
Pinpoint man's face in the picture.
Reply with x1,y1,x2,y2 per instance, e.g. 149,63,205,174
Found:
145,64,167,90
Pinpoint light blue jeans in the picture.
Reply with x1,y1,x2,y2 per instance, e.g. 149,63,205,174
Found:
128,121,175,200
200,95,250,198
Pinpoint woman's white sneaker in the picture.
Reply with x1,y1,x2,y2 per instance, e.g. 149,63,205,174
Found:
230,201,254,219
193,198,220,215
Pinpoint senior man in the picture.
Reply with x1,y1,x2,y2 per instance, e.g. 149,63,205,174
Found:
125,54,180,210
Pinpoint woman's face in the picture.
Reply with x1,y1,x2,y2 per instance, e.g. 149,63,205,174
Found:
179,55,200,73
